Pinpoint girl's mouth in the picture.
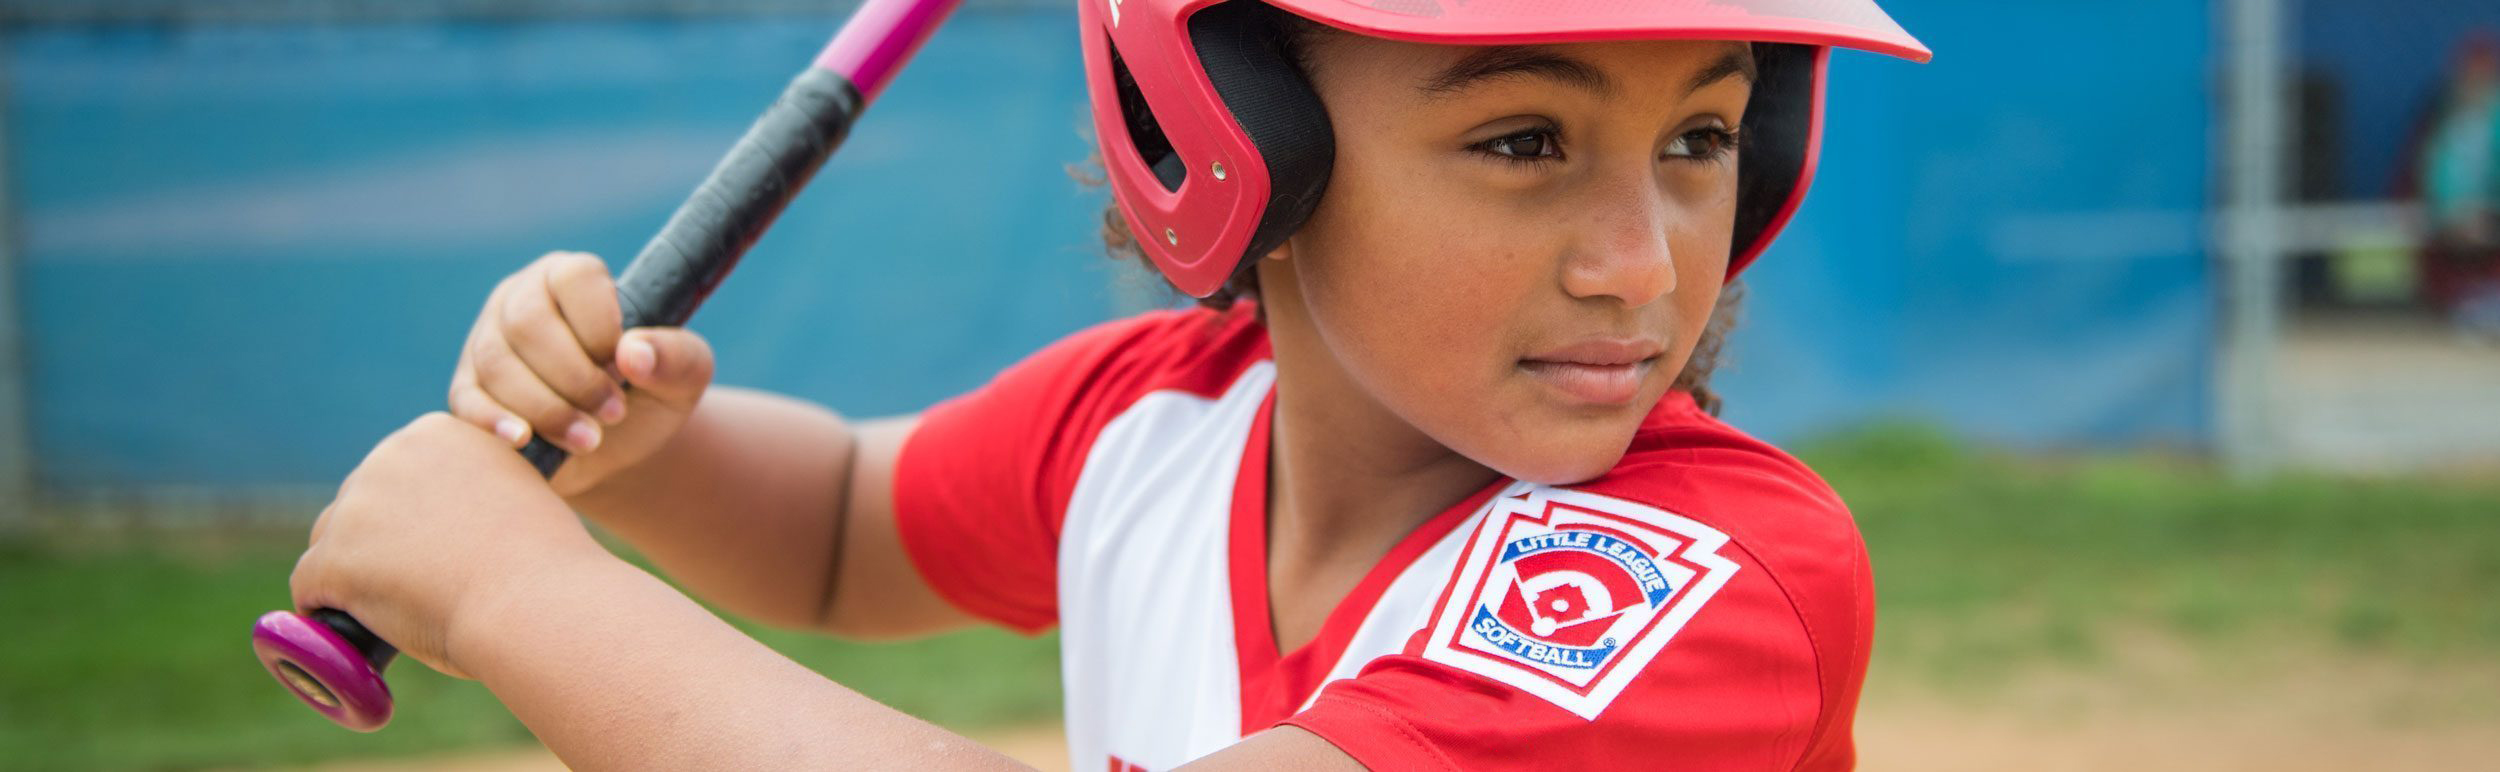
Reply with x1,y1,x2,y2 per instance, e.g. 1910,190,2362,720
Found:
1519,359,1654,406
1519,337,1662,407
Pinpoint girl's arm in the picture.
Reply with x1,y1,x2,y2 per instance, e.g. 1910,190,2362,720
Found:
456,537,1360,771
561,386,974,639
292,413,1359,770
455,551,1020,769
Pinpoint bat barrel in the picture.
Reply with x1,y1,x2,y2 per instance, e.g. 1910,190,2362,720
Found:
814,0,962,104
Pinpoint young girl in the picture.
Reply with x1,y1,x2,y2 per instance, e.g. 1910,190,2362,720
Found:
287,1,1929,768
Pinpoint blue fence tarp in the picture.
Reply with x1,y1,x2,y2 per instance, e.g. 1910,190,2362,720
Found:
1719,0,2215,449
10,2,2220,490
14,12,1121,488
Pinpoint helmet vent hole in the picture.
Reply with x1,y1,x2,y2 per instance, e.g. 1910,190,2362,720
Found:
1108,39,1187,193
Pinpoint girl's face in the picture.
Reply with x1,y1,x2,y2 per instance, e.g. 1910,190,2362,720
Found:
1262,35,1752,485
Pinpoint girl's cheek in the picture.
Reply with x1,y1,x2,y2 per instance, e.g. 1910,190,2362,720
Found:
1321,235,1498,384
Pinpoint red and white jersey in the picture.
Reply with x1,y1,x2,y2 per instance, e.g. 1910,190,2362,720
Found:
894,307,1873,771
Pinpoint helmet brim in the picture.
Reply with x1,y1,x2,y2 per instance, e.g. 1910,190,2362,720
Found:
1261,0,1932,63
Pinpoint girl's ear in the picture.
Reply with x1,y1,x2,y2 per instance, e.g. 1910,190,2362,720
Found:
1263,236,1297,262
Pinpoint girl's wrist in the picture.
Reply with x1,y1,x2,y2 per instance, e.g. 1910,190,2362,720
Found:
551,440,682,532
441,538,627,682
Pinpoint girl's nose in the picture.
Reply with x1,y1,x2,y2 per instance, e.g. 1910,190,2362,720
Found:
1558,179,1679,307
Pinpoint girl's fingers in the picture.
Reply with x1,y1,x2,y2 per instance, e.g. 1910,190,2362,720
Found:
499,267,626,425
542,252,626,367
467,329,604,455
447,373,531,448
614,327,715,409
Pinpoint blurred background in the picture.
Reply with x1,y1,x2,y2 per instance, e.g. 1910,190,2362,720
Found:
0,0,2495,769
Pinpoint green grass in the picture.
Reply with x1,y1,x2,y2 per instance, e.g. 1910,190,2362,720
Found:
0,534,1061,770
1805,424,2500,683
4,428,2498,768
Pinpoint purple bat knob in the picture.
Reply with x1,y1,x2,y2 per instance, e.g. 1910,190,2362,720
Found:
252,610,395,731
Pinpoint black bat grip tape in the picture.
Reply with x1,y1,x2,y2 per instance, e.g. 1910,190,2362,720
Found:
318,67,863,669
312,609,397,668
619,67,862,331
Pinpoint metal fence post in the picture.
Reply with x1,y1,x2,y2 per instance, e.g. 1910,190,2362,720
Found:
2220,0,2291,479
0,37,31,525
0,58,31,524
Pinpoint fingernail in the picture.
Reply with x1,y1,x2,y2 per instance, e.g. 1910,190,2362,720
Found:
566,419,602,453
494,416,529,446
619,338,656,380
596,393,627,425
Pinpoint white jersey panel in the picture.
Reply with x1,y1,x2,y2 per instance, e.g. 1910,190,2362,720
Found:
1057,362,1275,771
1296,481,1530,713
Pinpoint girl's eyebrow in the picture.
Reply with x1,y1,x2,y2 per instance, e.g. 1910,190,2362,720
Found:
1420,46,1615,99
1684,46,1759,96
1417,43,1758,101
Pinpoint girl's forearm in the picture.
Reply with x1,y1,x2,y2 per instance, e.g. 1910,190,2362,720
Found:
456,555,1026,771
563,386,860,630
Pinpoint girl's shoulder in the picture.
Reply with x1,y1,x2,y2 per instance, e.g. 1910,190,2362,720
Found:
1598,392,1858,553
1565,394,1870,673
1565,392,1869,647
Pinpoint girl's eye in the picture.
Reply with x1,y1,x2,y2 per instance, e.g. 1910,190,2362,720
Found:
1471,126,1564,165
1664,125,1742,163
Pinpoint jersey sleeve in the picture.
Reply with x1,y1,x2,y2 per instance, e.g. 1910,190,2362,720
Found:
891,311,1207,634
1282,496,1852,771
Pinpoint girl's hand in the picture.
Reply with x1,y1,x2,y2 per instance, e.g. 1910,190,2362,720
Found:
289,412,610,679
449,252,717,498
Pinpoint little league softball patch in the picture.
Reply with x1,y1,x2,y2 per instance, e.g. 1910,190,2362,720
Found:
1422,487,1739,719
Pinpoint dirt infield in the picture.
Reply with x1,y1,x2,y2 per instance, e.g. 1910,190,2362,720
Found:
1855,668,2500,771
284,651,2500,772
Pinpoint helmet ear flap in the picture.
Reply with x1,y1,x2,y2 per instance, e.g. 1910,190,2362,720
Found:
1187,0,1333,275
1731,43,1821,274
